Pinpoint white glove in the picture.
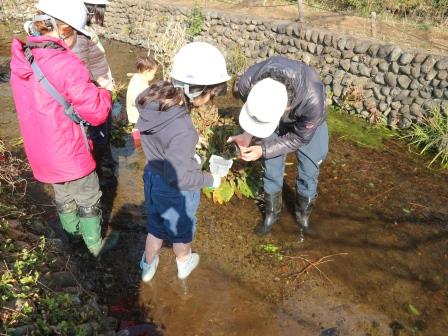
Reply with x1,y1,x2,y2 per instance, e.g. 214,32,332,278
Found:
212,174,221,188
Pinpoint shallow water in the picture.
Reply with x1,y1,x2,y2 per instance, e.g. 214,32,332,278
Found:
1,22,447,336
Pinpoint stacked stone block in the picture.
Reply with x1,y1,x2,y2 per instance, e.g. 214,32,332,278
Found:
2,0,447,128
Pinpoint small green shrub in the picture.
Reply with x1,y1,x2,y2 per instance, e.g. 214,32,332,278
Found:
227,46,248,76
186,3,204,38
401,108,448,169
258,243,284,262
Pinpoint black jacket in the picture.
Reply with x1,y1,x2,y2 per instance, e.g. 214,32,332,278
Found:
136,95,214,190
236,56,326,158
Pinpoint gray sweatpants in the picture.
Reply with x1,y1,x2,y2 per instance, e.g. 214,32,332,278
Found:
52,171,102,208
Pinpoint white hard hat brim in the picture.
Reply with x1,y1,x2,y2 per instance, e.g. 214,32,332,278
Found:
239,103,278,139
77,27,91,37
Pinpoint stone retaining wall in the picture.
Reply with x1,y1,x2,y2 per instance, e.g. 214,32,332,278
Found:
2,0,447,128
0,0,34,19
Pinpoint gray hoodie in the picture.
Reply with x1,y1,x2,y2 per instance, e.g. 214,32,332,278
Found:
136,97,214,191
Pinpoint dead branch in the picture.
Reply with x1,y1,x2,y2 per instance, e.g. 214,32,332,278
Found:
0,306,27,317
283,252,349,283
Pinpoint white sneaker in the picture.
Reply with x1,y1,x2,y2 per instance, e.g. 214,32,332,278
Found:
140,253,159,282
176,252,200,280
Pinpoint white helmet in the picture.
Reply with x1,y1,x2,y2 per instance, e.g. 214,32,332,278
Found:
35,0,90,37
171,42,231,86
239,78,288,138
83,0,109,4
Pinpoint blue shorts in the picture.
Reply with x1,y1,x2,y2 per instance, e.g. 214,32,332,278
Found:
143,168,200,244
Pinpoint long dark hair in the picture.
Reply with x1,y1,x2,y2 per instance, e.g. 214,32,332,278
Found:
185,82,227,111
138,80,185,111
85,4,106,26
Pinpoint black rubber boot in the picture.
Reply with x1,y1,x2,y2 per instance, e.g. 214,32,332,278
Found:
295,194,316,243
255,191,282,236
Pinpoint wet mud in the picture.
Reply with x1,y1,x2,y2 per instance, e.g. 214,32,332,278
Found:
1,22,447,336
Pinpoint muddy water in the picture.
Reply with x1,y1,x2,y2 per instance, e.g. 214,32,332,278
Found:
1,22,448,336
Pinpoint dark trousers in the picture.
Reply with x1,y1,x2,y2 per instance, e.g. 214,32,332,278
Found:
89,116,116,180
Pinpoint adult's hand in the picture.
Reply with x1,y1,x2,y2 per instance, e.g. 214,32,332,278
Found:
227,131,253,148
241,145,262,162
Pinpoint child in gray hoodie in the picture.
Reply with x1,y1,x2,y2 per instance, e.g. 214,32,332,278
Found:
136,80,222,281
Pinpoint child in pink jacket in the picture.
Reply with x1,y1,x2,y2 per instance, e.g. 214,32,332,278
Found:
10,0,113,257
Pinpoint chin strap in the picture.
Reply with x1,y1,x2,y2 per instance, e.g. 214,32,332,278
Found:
172,79,205,102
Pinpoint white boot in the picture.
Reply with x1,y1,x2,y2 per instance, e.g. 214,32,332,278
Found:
140,253,159,282
176,252,200,280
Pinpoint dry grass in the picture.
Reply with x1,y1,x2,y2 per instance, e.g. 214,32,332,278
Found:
145,19,188,80
0,139,29,195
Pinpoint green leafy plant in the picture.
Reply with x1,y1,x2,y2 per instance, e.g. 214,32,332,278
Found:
1,237,45,303
0,143,104,334
401,108,448,169
258,243,284,261
35,294,95,335
186,3,204,38
191,104,262,204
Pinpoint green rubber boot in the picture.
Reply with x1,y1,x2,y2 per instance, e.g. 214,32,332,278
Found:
78,202,104,257
57,200,80,237
79,214,103,257
79,203,119,257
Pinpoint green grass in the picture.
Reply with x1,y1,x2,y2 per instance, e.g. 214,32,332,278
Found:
328,106,394,149
401,108,448,169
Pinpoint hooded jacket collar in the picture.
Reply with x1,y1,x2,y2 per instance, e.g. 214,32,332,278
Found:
136,95,187,134
10,35,69,80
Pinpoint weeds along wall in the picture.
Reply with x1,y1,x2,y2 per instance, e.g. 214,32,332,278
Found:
2,0,447,129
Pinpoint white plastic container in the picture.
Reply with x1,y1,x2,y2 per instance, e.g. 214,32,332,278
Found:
209,155,233,177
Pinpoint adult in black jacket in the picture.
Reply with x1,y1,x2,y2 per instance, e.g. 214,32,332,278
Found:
229,56,328,242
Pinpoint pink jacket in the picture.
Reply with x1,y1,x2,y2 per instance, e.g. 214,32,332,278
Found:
10,36,111,184
72,27,114,90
